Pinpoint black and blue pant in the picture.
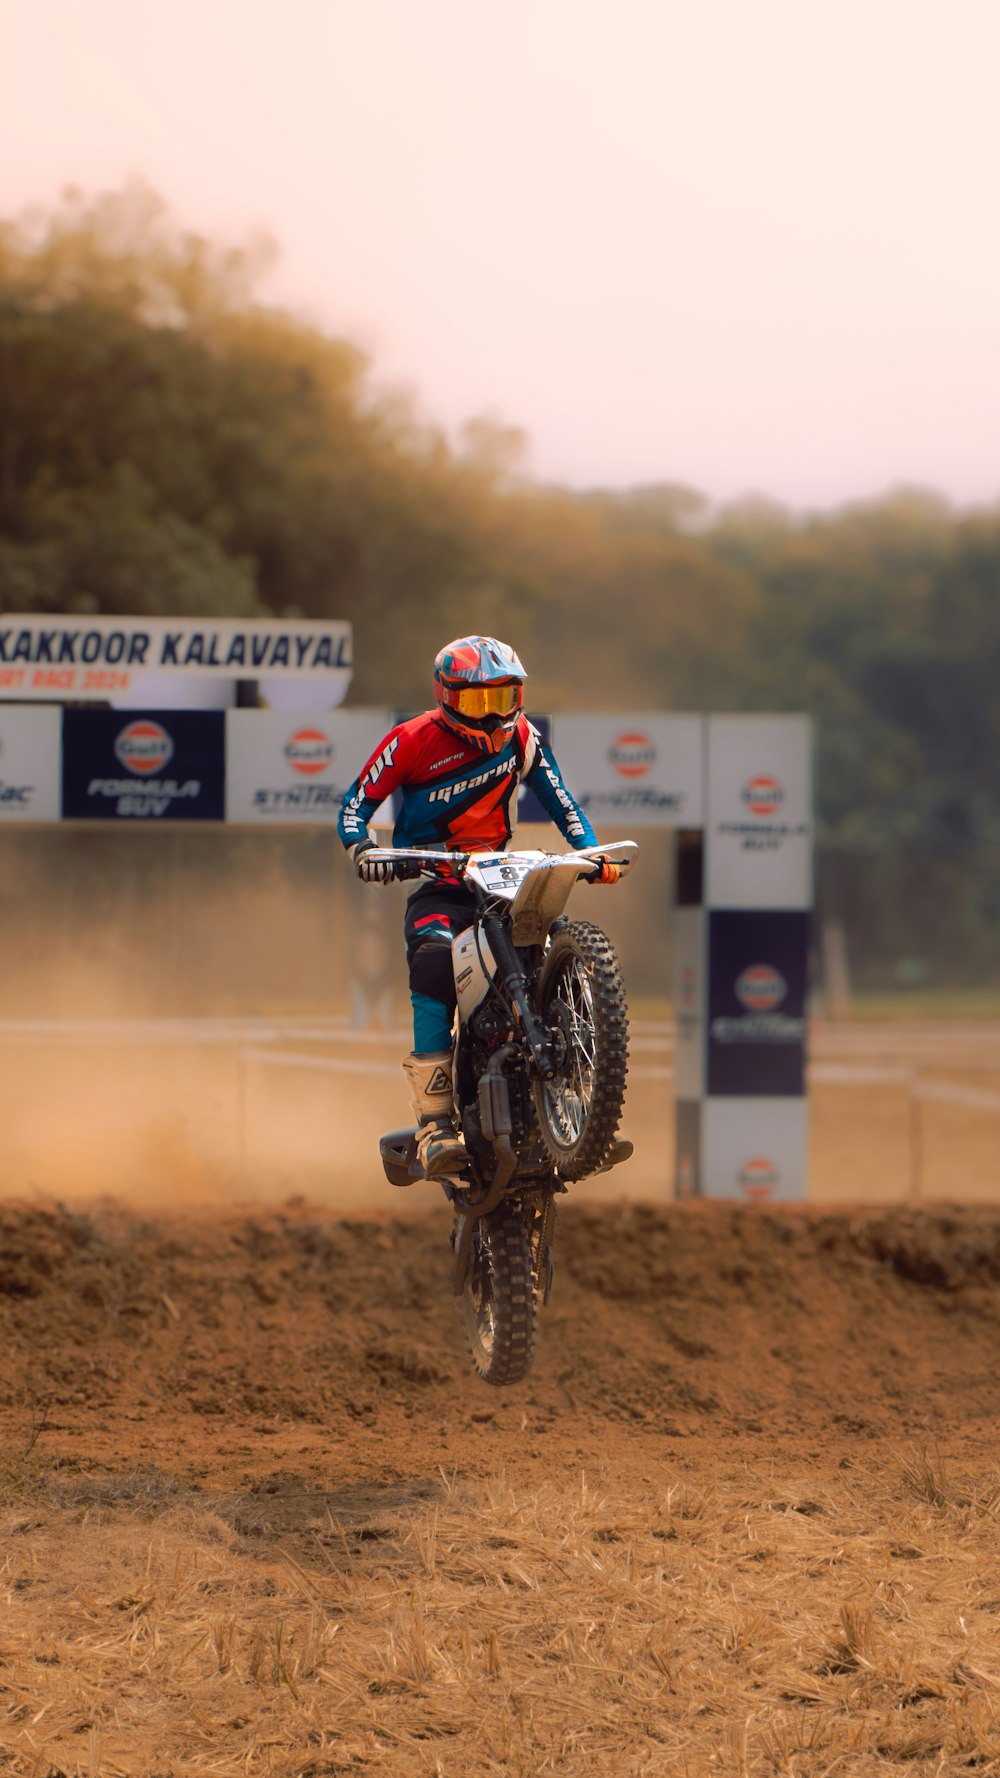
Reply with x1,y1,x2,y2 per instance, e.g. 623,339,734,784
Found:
404,880,477,1055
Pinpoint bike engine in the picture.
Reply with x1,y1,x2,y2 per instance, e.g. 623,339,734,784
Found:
468,1003,508,1049
458,1017,551,1181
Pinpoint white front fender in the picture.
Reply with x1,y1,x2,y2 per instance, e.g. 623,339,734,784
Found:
508,842,638,946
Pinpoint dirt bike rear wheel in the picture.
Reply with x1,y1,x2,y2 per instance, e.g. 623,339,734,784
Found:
531,919,629,1180
459,1203,537,1386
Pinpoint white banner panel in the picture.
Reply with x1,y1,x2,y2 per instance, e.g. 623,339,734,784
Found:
112,675,237,711
705,715,812,909
0,706,62,820
225,710,392,825
552,715,703,828
0,616,353,705
701,1098,808,1201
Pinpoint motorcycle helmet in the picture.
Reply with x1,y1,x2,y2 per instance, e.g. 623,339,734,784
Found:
433,635,526,756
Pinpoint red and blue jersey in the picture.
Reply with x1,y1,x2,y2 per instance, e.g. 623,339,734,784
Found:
338,711,597,855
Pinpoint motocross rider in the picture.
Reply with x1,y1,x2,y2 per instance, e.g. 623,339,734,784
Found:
338,635,620,1177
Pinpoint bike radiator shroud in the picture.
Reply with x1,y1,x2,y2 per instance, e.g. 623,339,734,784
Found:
449,845,631,1019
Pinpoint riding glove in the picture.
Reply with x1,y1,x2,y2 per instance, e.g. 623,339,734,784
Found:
588,857,623,885
353,842,398,884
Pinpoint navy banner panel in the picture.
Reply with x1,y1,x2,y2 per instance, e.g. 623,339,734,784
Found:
62,710,226,821
518,714,552,825
706,909,808,1098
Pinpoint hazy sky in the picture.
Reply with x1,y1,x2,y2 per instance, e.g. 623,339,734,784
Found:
5,0,1000,508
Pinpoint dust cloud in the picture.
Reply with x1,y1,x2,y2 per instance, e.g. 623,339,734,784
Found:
0,826,384,1207
0,1015,675,1211
0,825,677,1211
5,827,994,1212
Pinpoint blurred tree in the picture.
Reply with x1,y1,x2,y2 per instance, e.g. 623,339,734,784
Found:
1,184,998,980
0,463,257,616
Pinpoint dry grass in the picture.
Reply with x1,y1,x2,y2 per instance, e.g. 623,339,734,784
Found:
3,1453,1000,1775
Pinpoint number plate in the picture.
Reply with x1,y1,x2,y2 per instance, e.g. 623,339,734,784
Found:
474,855,538,896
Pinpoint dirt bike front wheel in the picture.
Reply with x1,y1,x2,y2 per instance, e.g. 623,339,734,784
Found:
531,918,629,1181
459,1203,537,1386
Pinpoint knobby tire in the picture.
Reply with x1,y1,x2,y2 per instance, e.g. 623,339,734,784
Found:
531,919,629,1180
460,1202,537,1386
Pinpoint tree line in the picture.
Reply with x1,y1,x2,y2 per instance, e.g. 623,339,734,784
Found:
1,186,997,984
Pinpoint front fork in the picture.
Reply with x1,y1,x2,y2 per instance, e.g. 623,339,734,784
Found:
482,915,556,1081
450,1031,563,1299
450,921,557,1296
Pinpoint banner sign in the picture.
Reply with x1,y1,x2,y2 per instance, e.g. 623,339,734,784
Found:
706,909,808,1097
0,616,352,704
62,710,226,821
674,716,812,1202
553,715,703,828
700,1099,809,1203
705,715,812,909
0,706,62,820
225,710,391,825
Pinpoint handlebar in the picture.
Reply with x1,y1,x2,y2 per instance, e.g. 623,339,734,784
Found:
356,842,638,885
371,848,469,881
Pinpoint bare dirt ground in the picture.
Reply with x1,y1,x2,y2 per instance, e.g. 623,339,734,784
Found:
3,1194,1000,1776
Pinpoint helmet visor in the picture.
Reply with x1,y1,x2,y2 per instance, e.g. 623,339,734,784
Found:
443,682,521,719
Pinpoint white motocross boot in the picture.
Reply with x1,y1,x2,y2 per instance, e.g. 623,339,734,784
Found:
402,1051,467,1177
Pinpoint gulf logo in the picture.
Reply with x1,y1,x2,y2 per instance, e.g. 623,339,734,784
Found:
735,964,786,1012
284,728,334,776
609,732,655,778
115,720,173,776
742,774,784,817
738,1157,779,1201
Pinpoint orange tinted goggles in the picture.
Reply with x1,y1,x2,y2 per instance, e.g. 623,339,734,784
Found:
443,682,521,718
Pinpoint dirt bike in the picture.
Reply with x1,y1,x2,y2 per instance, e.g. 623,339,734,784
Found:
374,840,638,1386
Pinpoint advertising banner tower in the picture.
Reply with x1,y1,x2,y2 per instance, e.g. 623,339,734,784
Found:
673,715,812,1200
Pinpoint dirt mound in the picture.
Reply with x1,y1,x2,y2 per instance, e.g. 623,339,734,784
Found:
2,1197,999,1496
5,1197,1000,1778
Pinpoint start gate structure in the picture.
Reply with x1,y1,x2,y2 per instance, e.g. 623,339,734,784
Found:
0,615,812,1200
